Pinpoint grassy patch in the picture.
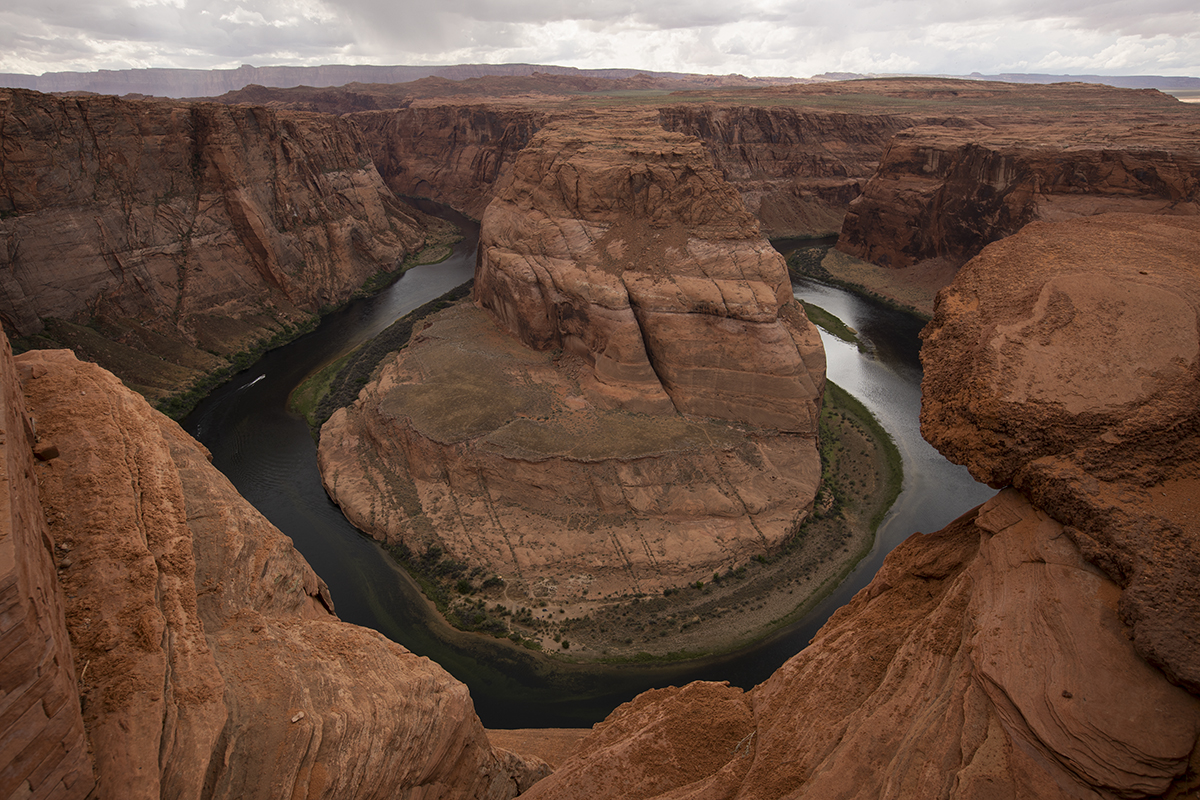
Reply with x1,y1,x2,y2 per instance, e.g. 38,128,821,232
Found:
798,300,860,348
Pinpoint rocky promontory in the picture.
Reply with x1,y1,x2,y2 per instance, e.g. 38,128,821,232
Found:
319,111,826,617
1,333,547,799
509,212,1200,798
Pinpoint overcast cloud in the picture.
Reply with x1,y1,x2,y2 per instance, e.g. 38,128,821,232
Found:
0,0,1197,77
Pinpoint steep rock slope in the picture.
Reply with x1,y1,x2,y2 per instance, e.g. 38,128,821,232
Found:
515,212,1200,799
839,122,1200,269
349,106,550,219
10,340,547,799
0,336,94,800
319,110,825,606
921,212,1200,692
656,105,923,237
0,88,435,402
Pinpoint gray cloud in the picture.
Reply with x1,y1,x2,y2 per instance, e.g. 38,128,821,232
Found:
0,0,1196,78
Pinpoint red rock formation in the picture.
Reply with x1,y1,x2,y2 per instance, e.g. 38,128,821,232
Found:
0,88,436,401
514,212,1200,799
657,105,919,237
921,212,1200,692
349,105,550,219
839,123,1200,269
475,111,824,431
319,111,825,606
523,491,1200,800
9,339,547,799
0,336,94,799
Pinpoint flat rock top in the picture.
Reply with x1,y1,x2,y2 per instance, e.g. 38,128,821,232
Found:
382,302,746,460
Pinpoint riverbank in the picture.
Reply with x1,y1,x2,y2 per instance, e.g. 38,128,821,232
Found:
788,244,957,319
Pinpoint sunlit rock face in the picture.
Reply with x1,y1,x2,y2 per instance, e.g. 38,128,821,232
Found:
319,110,826,604
512,212,1200,800
10,340,547,800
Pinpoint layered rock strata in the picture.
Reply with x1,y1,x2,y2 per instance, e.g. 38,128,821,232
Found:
0,88,435,401
839,123,1200,269
8,339,547,799
512,212,1200,798
524,491,1200,800
0,335,94,800
320,111,825,604
349,106,550,219
921,212,1200,692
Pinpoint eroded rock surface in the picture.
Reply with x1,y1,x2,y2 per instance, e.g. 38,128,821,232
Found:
0,88,437,402
839,118,1200,270
516,211,1200,799
13,342,547,799
319,111,825,605
921,212,1200,692
524,491,1200,800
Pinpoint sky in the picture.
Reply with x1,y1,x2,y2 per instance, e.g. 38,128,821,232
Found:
1,0,1198,79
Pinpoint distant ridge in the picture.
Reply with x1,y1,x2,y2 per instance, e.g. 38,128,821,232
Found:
812,71,1200,92
0,63,793,99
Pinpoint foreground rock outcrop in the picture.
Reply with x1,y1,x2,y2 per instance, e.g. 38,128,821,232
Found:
514,212,1200,798
5,336,546,799
320,111,825,608
0,88,438,403
921,212,1200,692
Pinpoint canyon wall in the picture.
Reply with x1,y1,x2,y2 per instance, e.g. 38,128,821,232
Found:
515,212,1200,799
656,105,924,237
0,336,94,800
319,110,826,608
0,88,436,403
2,334,547,799
838,124,1200,269
349,106,550,219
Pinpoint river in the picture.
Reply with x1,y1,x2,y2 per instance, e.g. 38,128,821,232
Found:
182,224,993,728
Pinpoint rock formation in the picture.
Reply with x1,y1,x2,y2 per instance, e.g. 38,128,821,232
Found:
4,335,547,799
319,111,825,605
0,335,94,800
838,120,1200,270
511,212,1200,799
921,212,1200,692
0,88,438,403
349,105,549,219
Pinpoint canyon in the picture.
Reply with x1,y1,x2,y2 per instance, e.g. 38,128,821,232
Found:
3,73,1200,798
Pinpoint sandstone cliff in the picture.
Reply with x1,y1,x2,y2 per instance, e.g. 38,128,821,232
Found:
510,212,1200,799
0,88,437,405
319,110,825,611
921,212,1200,693
656,105,922,237
348,105,550,219
838,122,1200,269
0,335,94,799
5,337,547,799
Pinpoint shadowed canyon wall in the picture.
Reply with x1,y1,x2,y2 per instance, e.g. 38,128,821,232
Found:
0,88,437,403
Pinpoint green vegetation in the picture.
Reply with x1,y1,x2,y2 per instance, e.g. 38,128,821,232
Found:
798,299,861,348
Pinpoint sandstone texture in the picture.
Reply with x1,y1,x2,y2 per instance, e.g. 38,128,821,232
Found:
0,88,437,402
513,211,1200,799
319,111,824,605
350,105,549,219
524,491,1200,800
8,339,547,799
921,212,1200,693
0,335,93,799
839,115,1200,270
